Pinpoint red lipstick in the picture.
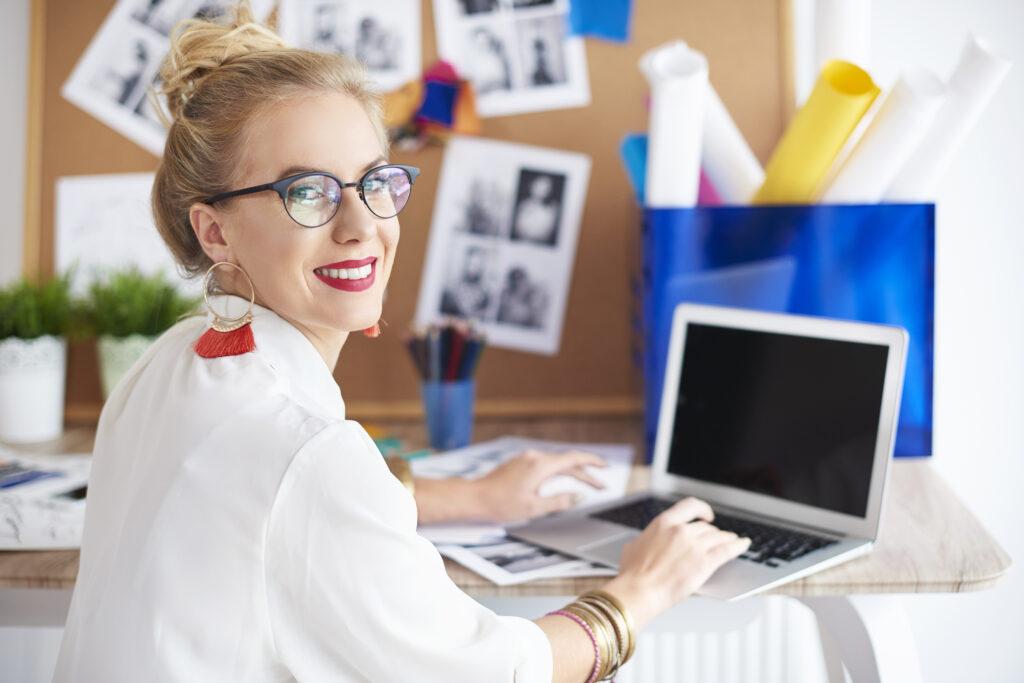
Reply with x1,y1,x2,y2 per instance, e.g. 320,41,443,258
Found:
314,257,377,292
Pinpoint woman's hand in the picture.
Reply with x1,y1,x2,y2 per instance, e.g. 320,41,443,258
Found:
470,449,608,523
601,496,751,629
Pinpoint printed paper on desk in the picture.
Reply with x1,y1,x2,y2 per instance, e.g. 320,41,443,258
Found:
0,449,91,551
412,436,632,545
438,539,616,586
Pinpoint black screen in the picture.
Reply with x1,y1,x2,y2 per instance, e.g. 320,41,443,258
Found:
667,323,889,517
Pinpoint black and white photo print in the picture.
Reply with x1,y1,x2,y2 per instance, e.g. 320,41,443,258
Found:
510,168,566,246
278,0,421,92
63,0,274,156
416,136,591,355
432,0,589,116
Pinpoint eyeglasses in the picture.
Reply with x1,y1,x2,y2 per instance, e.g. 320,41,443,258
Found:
203,164,421,227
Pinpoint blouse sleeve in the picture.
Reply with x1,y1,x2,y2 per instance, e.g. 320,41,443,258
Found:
264,420,553,682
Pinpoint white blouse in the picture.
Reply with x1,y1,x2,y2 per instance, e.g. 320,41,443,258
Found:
54,295,553,682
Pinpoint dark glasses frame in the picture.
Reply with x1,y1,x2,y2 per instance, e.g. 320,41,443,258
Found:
202,163,421,226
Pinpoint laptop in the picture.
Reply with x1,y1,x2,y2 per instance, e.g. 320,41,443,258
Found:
509,303,908,601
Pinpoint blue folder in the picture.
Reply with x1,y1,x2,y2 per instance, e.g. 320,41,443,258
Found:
641,203,935,461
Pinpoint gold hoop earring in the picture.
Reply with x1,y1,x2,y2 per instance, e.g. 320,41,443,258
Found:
194,261,257,358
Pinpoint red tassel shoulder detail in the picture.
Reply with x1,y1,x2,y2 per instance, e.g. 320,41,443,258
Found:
194,323,256,358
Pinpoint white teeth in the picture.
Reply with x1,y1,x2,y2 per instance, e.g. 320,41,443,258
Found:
317,263,374,280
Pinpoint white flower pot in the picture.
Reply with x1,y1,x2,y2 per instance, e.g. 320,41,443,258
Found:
98,334,157,398
0,335,67,443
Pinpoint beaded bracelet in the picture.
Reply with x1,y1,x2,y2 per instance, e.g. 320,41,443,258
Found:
547,608,601,683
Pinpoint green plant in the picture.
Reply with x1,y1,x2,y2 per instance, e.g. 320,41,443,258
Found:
85,269,199,338
0,273,74,340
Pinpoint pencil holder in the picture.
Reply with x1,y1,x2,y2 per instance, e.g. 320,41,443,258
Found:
638,203,935,462
420,378,476,451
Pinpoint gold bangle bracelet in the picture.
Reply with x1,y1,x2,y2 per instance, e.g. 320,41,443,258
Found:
562,602,617,679
578,594,633,681
579,594,633,667
577,594,629,669
584,589,637,662
383,455,415,496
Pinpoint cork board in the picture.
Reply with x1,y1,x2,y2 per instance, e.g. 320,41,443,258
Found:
24,0,790,420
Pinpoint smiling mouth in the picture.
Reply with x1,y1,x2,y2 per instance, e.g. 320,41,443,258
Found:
313,257,377,292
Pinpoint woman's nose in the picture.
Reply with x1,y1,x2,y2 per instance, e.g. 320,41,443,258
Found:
330,187,376,244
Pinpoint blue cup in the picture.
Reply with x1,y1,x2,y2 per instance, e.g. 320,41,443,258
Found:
420,379,475,451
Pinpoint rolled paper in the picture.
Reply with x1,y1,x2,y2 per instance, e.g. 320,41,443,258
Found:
885,34,1012,202
640,41,708,208
820,68,945,203
657,39,762,203
702,85,764,204
814,0,871,74
754,60,879,204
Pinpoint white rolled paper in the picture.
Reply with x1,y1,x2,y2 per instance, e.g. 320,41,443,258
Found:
702,80,765,204
819,68,945,203
640,41,708,208
814,0,871,73
885,34,1012,202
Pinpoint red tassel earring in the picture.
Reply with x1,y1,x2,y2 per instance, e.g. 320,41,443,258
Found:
362,321,382,339
194,261,257,358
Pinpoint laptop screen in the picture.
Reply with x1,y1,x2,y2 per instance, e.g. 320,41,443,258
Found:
667,322,889,518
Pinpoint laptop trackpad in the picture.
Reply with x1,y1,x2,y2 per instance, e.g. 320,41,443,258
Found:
577,531,635,566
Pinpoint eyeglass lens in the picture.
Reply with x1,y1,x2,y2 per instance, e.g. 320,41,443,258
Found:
284,167,413,227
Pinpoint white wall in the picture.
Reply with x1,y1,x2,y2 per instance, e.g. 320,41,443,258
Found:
0,0,28,285
869,1,1024,681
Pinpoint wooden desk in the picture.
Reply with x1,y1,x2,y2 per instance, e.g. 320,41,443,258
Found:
0,417,1012,682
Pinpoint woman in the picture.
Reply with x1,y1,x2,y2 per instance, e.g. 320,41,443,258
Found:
55,6,751,682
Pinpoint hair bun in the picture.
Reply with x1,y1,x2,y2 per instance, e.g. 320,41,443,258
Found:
158,1,287,124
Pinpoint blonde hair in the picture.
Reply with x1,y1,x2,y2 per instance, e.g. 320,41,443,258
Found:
151,1,388,278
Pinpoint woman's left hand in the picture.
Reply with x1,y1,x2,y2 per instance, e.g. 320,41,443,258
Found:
470,449,608,523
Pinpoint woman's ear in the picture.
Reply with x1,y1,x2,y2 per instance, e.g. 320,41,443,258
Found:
189,202,234,264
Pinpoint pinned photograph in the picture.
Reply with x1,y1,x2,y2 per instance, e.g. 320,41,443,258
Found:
278,0,421,93
62,0,273,157
510,168,565,246
55,173,199,296
416,136,591,355
432,0,589,116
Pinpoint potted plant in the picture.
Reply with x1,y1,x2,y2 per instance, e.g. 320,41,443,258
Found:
84,269,199,398
0,274,73,443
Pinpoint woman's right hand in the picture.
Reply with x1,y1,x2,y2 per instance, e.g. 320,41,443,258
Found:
601,496,751,629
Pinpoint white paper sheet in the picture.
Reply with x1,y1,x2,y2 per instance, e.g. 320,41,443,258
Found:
0,449,91,551
819,68,946,202
431,0,590,117
412,436,633,546
413,136,591,355
885,34,1012,202
56,173,199,296
62,0,274,157
437,539,615,586
277,0,421,93
640,41,708,208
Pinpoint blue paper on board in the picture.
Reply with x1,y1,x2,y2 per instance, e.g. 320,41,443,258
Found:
568,0,633,43
641,204,935,461
417,81,458,126
620,133,647,203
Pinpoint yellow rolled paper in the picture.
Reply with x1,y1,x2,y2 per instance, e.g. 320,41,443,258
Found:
754,60,880,204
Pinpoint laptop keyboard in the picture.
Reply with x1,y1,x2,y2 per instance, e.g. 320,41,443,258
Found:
589,496,839,567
